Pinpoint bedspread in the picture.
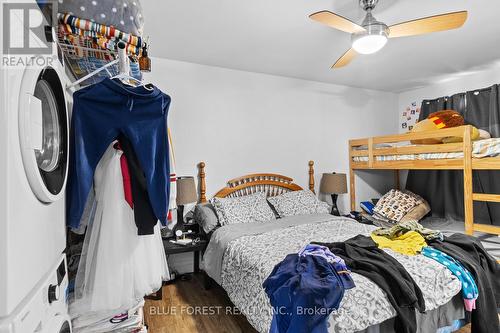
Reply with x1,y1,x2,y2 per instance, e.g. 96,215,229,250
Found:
204,215,461,333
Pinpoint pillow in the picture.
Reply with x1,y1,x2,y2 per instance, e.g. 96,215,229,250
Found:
193,203,219,234
373,189,424,223
267,190,329,218
399,201,430,223
210,192,275,226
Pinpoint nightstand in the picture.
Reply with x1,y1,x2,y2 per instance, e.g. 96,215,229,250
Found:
162,238,208,273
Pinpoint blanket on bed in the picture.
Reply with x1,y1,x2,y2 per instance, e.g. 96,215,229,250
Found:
203,215,461,333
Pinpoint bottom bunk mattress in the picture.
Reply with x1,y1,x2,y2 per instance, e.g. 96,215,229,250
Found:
203,214,462,333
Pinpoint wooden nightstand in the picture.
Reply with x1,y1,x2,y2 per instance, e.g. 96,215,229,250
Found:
162,238,208,273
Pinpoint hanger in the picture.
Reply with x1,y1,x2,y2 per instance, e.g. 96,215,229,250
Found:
110,73,154,91
67,42,153,91
67,59,118,89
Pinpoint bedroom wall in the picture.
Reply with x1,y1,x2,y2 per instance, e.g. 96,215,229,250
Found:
145,58,398,273
145,57,398,209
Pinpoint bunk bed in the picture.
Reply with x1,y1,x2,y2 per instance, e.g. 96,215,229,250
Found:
349,125,500,236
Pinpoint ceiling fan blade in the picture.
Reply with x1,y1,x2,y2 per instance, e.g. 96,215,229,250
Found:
310,10,365,34
388,11,467,38
332,48,358,69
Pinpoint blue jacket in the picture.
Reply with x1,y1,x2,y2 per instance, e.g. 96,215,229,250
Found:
263,254,348,333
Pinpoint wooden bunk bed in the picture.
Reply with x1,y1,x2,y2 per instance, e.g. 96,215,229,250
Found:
349,125,500,236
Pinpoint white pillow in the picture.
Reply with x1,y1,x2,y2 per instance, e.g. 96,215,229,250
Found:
267,190,330,218
210,192,275,226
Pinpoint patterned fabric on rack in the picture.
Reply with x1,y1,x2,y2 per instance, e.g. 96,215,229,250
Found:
59,13,142,46
58,13,142,57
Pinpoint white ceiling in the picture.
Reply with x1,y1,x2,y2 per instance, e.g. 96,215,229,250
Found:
142,0,500,92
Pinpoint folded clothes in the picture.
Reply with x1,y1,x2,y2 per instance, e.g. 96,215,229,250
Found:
421,247,478,312
372,219,443,241
298,243,355,289
371,231,427,256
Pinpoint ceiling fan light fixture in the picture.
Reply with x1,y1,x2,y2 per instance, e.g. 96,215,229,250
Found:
352,33,387,54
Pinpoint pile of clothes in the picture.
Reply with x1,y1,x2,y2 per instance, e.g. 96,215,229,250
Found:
264,219,500,333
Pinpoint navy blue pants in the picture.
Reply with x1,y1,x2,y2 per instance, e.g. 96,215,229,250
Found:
263,254,345,333
67,78,171,230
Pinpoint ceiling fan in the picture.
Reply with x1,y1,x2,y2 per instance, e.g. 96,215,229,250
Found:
309,0,467,68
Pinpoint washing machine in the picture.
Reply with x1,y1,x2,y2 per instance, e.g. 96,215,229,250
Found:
0,1,72,332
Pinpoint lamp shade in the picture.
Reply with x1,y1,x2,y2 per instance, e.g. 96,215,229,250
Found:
320,173,347,194
176,176,197,205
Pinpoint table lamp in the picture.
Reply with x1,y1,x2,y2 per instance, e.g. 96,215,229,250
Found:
176,176,198,225
320,173,347,216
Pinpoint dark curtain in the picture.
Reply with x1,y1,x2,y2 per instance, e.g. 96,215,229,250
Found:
406,85,500,226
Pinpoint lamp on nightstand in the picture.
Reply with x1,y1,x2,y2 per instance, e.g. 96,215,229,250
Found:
320,173,347,216
176,176,198,226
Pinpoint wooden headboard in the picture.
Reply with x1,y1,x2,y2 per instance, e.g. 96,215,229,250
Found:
197,161,315,203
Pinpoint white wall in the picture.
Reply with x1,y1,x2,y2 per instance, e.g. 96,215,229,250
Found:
145,58,398,213
144,58,398,274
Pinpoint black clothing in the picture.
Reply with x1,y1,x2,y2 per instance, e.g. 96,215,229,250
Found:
118,133,157,235
314,235,425,333
429,233,500,333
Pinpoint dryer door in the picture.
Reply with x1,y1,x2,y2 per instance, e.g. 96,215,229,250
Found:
19,67,68,203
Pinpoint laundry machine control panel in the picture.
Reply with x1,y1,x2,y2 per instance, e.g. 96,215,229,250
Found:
0,255,71,333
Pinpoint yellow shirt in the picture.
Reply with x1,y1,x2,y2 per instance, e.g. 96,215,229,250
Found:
370,231,427,256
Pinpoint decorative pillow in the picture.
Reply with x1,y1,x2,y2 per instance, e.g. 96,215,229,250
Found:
373,189,424,223
267,190,329,218
210,192,275,226
193,203,219,234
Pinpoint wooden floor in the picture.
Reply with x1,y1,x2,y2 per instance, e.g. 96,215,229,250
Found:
144,274,476,333
144,273,257,333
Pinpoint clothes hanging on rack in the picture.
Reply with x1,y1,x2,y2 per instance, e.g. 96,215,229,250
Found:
118,133,157,235
114,142,133,209
67,77,171,230
71,143,169,317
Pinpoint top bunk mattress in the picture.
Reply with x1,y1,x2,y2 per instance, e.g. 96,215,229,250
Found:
352,138,500,162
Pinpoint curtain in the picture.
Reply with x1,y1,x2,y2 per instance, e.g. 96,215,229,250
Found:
406,86,500,226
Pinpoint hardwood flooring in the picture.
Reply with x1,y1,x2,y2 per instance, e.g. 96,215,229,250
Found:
144,273,257,333
144,273,477,333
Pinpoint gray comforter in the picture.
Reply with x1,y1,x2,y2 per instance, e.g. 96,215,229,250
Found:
202,214,462,333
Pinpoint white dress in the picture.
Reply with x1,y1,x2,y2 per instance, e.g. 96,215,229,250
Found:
71,144,169,322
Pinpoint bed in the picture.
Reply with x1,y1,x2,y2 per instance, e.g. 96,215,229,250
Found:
349,125,500,237
196,162,464,333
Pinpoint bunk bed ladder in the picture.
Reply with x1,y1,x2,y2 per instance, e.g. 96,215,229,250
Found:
463,126,500,237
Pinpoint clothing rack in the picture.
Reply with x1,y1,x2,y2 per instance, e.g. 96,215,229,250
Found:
66,42,129,89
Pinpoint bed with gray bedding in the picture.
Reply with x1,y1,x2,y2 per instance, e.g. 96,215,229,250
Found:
203,214,463,333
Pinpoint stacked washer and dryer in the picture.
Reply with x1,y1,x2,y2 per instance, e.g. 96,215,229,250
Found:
0,1,72,332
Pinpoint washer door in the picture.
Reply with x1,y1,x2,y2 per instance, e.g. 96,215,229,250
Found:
19,67,68,203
